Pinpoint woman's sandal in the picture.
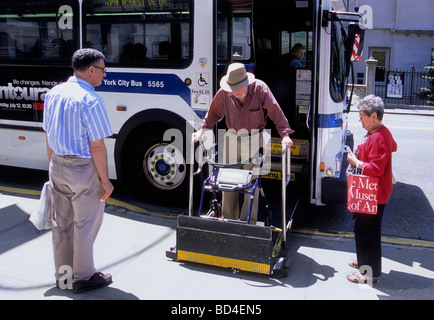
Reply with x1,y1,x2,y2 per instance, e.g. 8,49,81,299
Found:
349,260,359,269
347,271,378,284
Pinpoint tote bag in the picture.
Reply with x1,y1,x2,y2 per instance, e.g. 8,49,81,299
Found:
347,174,378,214
29,181,53,230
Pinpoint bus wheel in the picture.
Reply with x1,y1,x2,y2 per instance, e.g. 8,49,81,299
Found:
143,143,186,192
124,126,188,205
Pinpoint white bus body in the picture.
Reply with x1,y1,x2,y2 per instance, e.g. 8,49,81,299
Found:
0,0,364,206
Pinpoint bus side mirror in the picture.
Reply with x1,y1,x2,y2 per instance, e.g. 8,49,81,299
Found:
346,23,365,63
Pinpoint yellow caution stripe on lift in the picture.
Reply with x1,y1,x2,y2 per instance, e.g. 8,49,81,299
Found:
177,250,271,275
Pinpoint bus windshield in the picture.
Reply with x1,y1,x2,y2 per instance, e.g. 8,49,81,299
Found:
330,21,348,102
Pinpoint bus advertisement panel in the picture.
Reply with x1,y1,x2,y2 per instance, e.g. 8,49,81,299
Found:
0,66,71,123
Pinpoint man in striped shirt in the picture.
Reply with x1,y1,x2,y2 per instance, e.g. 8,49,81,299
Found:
193,63,294,224
43,48,113,293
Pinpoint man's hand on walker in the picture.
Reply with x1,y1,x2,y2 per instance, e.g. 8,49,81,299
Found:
282,136,293,148
192,129,203,143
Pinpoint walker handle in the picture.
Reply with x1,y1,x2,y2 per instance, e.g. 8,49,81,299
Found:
281,144,291,244
188,136,196,217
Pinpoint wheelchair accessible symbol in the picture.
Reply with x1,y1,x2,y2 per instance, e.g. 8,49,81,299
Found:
197,73,209,87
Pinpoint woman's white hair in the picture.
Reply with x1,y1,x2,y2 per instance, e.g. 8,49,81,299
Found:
356,94,385,121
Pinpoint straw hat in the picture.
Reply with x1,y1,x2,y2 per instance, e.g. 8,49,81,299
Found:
220,63,255,92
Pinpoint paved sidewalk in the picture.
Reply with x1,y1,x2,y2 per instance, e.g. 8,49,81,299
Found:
0,192,433,301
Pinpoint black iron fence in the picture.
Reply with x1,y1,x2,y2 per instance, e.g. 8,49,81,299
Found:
374,67,431,106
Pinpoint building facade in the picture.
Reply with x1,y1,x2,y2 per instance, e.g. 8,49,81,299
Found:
349,0,434,84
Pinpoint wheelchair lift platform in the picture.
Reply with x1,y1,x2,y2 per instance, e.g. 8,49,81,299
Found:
166,140,292,277
166,215,291,276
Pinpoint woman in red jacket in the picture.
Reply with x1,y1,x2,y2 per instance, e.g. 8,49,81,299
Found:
347,95,398,284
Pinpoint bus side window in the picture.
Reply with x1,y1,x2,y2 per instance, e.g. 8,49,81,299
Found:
0,32,15,58
83,0,192,68
0,1,78,62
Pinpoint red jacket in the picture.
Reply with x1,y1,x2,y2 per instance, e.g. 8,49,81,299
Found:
358,125,398,204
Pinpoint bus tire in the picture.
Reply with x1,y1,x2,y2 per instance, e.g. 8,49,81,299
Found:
123,123,190,205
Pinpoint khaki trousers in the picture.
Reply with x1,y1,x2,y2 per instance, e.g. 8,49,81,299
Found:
49,154,105,281
221,129,267,225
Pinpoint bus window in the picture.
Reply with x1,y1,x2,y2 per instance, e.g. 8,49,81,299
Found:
330,21,347,102
0,0,78,62
216,0,232,63
232,17,251,61
280,31,313,68
216,0,252,63
216,13,229,63
83,0,192,68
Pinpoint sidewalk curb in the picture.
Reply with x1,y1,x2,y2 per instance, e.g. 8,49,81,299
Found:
292,228,434,249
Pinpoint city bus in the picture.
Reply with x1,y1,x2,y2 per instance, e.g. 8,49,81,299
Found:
0,0,364,207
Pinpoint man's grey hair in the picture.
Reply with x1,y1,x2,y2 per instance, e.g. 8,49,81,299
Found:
72,48,105,72
356,94,385,121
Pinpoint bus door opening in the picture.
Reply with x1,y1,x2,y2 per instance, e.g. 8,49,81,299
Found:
252,0,314,140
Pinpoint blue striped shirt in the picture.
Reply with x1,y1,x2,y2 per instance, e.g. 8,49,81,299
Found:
43,76,113,158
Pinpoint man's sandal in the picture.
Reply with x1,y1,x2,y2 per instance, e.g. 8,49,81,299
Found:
73,272,113,294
